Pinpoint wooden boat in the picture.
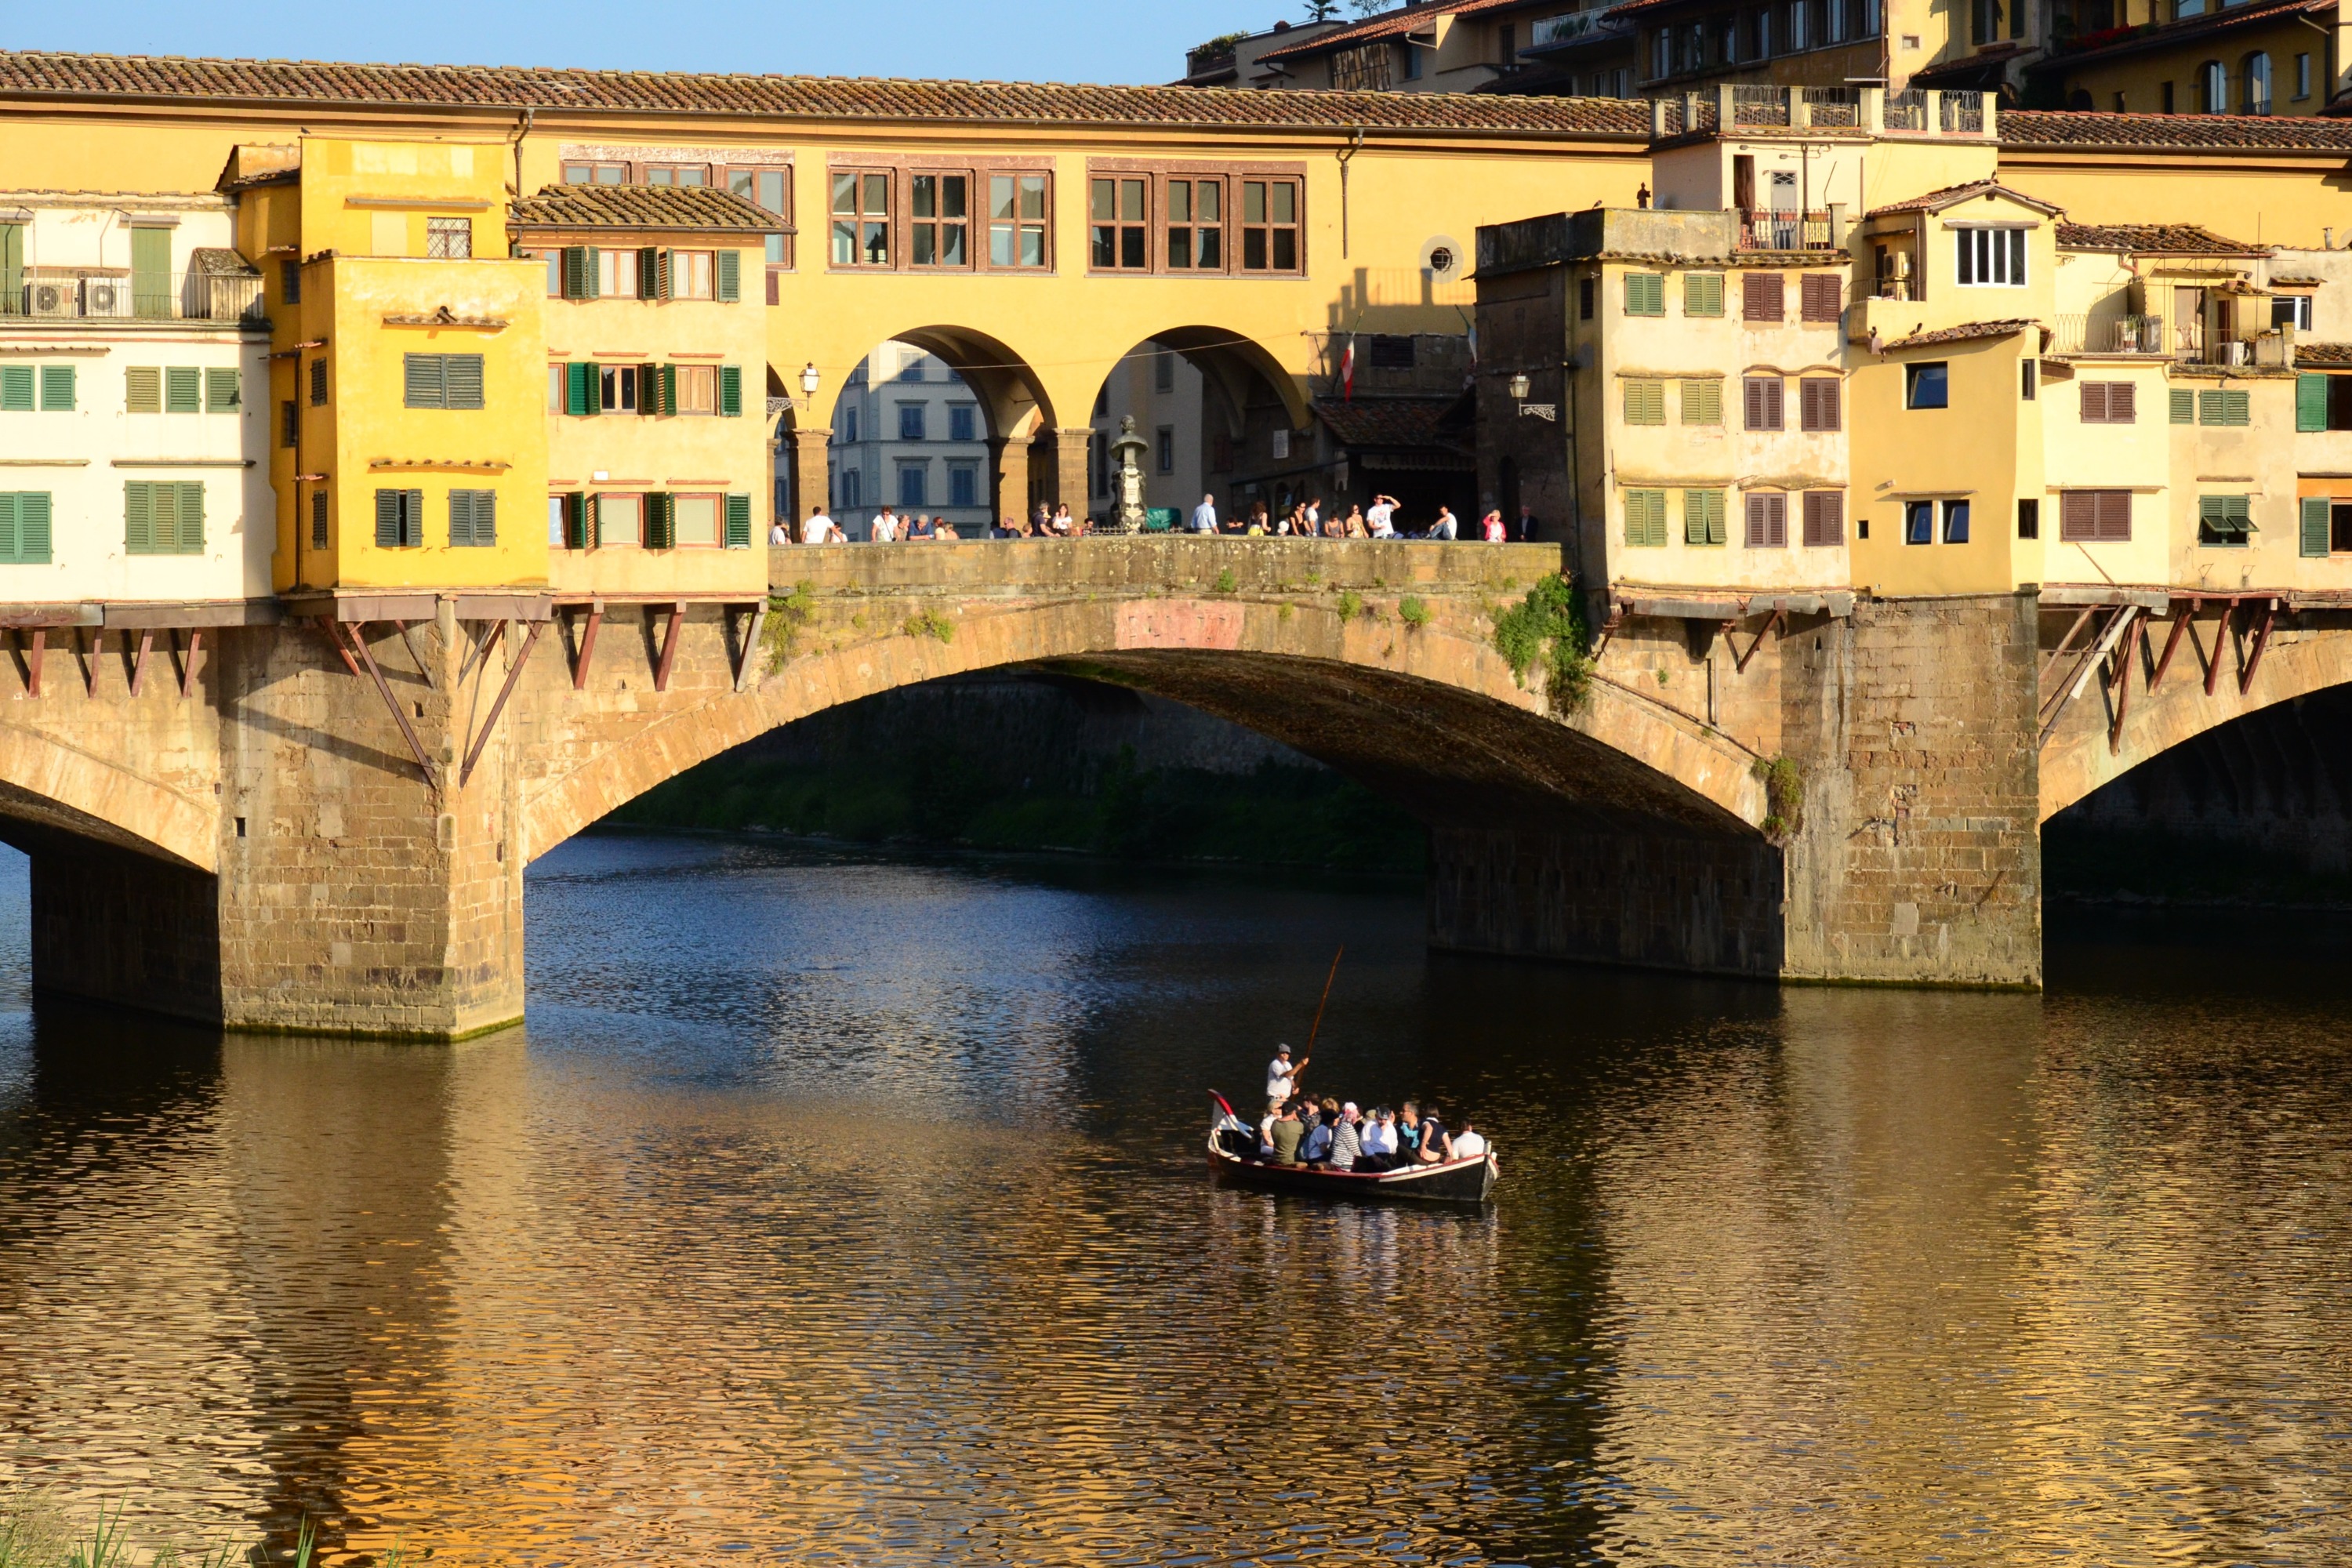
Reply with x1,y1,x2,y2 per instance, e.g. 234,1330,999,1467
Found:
1206,1092,1497,1205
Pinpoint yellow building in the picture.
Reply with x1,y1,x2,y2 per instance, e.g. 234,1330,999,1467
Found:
2038,0,2347,116
508,183,779,603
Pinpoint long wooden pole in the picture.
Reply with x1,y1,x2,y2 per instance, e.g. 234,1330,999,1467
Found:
1304,946,1344,1062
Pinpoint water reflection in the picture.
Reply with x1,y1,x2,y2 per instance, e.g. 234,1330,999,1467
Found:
0,839,2344,1565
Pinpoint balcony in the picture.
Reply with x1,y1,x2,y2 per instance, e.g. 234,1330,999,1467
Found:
2049,313,2296,367
0,261,263,328
1737,209,1837,250
1652,84,1991,139
2051,314,2169,355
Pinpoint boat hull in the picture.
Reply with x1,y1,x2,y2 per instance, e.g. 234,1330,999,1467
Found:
1206,1132,1497,1205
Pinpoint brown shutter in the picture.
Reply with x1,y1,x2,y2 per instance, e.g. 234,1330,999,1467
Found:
2060,491,2091,540
2097,490,2132,540
2111,382,2135,423
1745,492,1788,548
1802,490,1844,546
2079,382,2105,423
1744,272,1784,322
1801,274,1841,322
1744,377,1763,430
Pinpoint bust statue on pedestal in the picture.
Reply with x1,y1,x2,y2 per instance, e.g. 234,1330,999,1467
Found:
1105,415,1150,535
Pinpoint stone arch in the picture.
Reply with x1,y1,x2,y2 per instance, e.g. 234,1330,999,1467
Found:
1142,325,1313,435
519,593,1768,862
0,724,216,871
835,325,1060,441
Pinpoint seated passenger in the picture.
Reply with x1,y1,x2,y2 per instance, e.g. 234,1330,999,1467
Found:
1359,1108,1397,1171
1269,1102,1306,1167
1301,1105,1334,1166
1451,1117,1488,1160
1417,1108,1454,1163
1396,1102,1423,1164
1329,1102,1363,1171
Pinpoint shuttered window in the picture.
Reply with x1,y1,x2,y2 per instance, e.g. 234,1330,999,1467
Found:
0,366,30,411
1623,379,1666,426
719,365,743,417
1802,490,1844,546
2170,387,2194,423
310,492,328,550
404,354,485,410
125,481,205,554
2198,388,2250,426
40,365,74,411
1624,273,1665,316
1680,379,1722,425
2303,495,2332,557
281,401,298,447
448,488,498,547
1743,376,1784,431
2080,381,2136,423
204,367,238,412
2300,373,2329,431
310,359,327,405
561,246,601,299
716,249,742,302
1623,488,1667,546
2058,489,2131,542
0,492,53,564
2197,493,2252,546
1799,273,1842,323
1744,272,1784,323
1683,273,1723,317
373,488,424,549
125,366,162,413
165,366,201,413
646,492,677,550
1798,376,1841,431
1744,491,1788,548
725,494,753,548
1683,488,1727,546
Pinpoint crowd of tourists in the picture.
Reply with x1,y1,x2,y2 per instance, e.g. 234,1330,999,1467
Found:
772,498,1541,544
1254,1044,1487,1172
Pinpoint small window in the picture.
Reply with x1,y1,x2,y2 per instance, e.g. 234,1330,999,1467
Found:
1802,490,1844,546
372,487,423,550
129,365,162,413
549,495,571,547
596,492,644,547
2017,498,2039,539
1157,426,1175,473
898,402,927,441
949,405,978,442
0,365,30,412
205,367,239,412
643,164,709,187
660,250,714,299
2298,372,2352,430
1155,349,1176,392
1093,176,1151,270
280,260,301,303
1683,488,1727,546
1624,272,1665,316
1683,273,1724,317
2198,493,2252,546
2060,489,2131,542
1680,379,1722,426
1623,488,1667,546
989,174,1051,269
911,174,970,267
1239,179,1300,272
1799,274,1842,323
426,217,472,260
1744,273,1784,323
563,162,628,185
1165,176,1221,270
404,354,485,410
1624,379,1666,425
311,491,328,550
2170,387,2194,423
281,399,298,447
2277,294,2314,332
2296,51,2313,100
595,249,640,299
1799,376,1841,431
1744,491,1788,548
165,367,201,414
126,481,205,555
2080,381,2136,423
673,365,716,416
1743,375,1784,430
1904,499,1934,544
0,492,54,564
2198,388,2250,426
898,463,928,509
949,463,980,508
1943,499,1970,543
599,365,638,414
1369,336,1415,369
2021,359,2038,401
448,488,498,547
310,359,328,406
1907,362,1949,409
673,494,720,546
1955,227,2027,286
832,172,892,267
1578,276,1596,320
729,167,793,267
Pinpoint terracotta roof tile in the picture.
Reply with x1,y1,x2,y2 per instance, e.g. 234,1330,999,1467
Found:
1865,180,2062,217
2000,109,2352,151
2055,222,2267,255
1258,0,1555,63
2297,341,2352,365
1313,397,1470,450
0,49,1652,139
1880,319,2038,350
509,183,789,233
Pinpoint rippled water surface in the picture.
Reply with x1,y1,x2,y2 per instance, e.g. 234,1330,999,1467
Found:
2,835,2350,1566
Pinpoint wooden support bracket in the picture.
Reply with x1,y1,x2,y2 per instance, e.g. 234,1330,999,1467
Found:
2107,612,2145,753
460,620,544,788
1731,606,1785,674
16,628,42,699
2148,598,2193,694
456,618,506,686
732,602,768,692
316,615,362,678
2205,598,2235,697
2039,605,2138,751
569,604,604,691
652,602,685,692
2239,598,2278,695
174,629,205,698
77,627,100,697
127,628,155,698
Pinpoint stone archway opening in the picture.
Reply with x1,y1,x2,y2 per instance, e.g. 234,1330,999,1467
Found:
1080,328,1313,535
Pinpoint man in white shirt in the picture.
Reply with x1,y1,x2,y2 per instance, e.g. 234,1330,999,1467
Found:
1265,1044,1305,1112
1451,1117,1489,1160
869,506,898,543
801,508,837,544
1366,494,1399,538
1190,494,1218,533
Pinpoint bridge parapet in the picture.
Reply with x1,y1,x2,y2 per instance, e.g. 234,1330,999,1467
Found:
767,538,1567,598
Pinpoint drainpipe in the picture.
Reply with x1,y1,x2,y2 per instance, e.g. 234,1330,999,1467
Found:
1338,127,1364,260
510,107,534,197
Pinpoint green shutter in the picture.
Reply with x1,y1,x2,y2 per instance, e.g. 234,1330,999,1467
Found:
565,361,594,417
725,493,752,548
2299,373,2328,431
647,492,673,549
1685,488,1726,546
405,489,424,548
405,354,444,408
165,366,201,413
40,365,74,412
637,247,659,299
1625,272,1663,316
125,367,161,413
561,246,595,300
444,354,485,410
204,367,238,412
177,481,205,552
376,488,401,547
2303,495,2332,557
475,490,495,546
449,489,496,547
2225,390,2250,426
1624,489,1665,547
125,482,152,553
130,227,170,314
0,365,31,412
2170,387,2194,424
1683,273,1722,317
151,481,180,554
659,364,678,416
0,495,16,561
562,493,588,550
17,492,46,564
716,248,741,302
448,489,472,548
719,365,742,417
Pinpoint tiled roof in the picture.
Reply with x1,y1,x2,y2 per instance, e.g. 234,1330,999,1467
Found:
2055,222,2267,256
509,183,789,233
1258,0,1548,64
1866,180,2063,218
2027,0,2326,69
0,49,1652,138
188,245,259,277
1999,109,2352,151
1312,397,1470,450
2298,342,2352,365
1879,319,2038,350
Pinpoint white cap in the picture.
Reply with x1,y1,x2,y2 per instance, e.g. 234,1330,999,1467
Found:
1275,1044,1290,1056
1342,1102,1359,1116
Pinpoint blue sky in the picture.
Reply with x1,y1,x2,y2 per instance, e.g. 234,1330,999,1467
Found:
3,0,1298,86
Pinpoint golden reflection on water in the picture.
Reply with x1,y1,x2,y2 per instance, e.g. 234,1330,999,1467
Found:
0,840,2347,1566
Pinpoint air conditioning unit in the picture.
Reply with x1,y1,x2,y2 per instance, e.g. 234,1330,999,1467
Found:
25,269,79,318
81,278,126,317
1889,251,1912,278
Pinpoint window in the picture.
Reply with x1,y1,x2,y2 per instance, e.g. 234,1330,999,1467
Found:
673,365,717,416
1684,272,1724,316
2060,489,2131,541
672,495,720,546
949,463,980,507
1240,179,1301,271
840,470,861,510
404,354,485,410
729,168,793,267
371,487,423,550
1093,176,1149,269
1943,499,1970,543
280,260,300,303
2171,387,2194,423
1800,274,1842,323
898,463,928,509
1802,490,1844,546
1744,273,1785,323
911,174,970,267
1579,276,1596,320
129,366,162,413
901,359,927,383
597,249,641,298
0,492,53,564
563,162,628,184
1683,488,1727,545
281,399,299,446
1403,42,1423,79
2198,388,2250,426
1904,499,1934,543
600,365,639,414
2021,359,2038,401
597,493,644,547
843,407,859,444
2,365,73,412
2277,294,2314,332
644,164,709,187
1907,362,1949,409
2297,372,2352,430
1955,227,2027,286
2245,52,2272,113
164,367,201,414
989,174,1051,269
1799,377,1841,431
1156,349,1176,393
426,217,472,259
549,495,571,547
1167,177,1224,270
311,491,328,550
0,366,27,412
2296,51,2313,100
1499,22,1517,61
1745,491,1788,547
2198,60,2226,113
2199,493,2252,546
448,488,497,547
1680,379,1722,425
1624,379,1666,425
949,405,978,442
719,365,743,417
1744,376,1784,430
2080,381,2137,423
832,172,891,267
1623,488,1668,546
660,250,715,299
1157,425,1175,473
2162,80,2176,114
898,402,927,441
121,480,205,554
1625,272,1666,316
205,368,238,412
2017,498,2039,539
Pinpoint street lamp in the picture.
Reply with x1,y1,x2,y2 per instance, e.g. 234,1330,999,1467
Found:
1508,372,1530,401
800,361,821,405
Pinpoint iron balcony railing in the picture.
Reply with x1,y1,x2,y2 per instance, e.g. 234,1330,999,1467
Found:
1737,209,1838,250
2051,314,2169,354
1884,89,1929,131
1939,90,1986,132
0,267,264,325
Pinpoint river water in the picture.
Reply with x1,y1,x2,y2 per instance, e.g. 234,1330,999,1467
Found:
1,833,2349,1566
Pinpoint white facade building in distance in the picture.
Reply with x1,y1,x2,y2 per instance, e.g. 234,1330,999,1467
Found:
1092,342,1205,526
827,339,991,538
0,192,274,614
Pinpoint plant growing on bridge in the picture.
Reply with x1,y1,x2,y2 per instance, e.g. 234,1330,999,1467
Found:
1214,568,1238,593
762,581,817,673
1491,573,1592,713
1755,755,1804,842
1337,590,1363,622
1399,594,1431,630
902,608,955,644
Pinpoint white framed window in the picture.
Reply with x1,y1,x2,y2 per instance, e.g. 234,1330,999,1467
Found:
1955,227,2026,287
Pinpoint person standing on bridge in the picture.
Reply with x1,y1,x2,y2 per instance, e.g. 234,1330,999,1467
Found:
1516,504,1538,542
1481,508,1507,543
1366,494,1399,538
802,505,839,545
1191,494,1218,534
869,505,899,543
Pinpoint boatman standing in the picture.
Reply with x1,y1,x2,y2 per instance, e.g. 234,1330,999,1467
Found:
1267,1044,1307,1113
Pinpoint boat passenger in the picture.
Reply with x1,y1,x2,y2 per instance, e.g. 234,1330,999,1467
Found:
1452,1117,1488,1160
1301,1102,1335,1165
1396,1102,1423,1163
1359,1108,1397,1170
1417,1109,1454,1163
1269,1102,1307,1167
1329,1102,1363,1171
